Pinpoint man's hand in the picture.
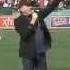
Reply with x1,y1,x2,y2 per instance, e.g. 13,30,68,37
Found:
30,12,38,25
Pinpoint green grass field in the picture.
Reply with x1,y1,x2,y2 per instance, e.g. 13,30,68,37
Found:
0,29,70,70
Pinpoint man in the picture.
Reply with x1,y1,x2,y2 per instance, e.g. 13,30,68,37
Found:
14,0,61,70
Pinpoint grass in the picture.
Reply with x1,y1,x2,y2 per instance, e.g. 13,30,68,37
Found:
0,29,70,70
0,30,21,70
48,29,70,70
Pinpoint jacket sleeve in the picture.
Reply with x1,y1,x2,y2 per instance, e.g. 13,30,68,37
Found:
38,0,61,19
14,18,35,42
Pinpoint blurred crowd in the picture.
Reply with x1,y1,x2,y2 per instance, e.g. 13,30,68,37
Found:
0,0,20,8
58,0,70,9
0,0,70,9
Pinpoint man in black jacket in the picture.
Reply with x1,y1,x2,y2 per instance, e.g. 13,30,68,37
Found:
14,0,61,70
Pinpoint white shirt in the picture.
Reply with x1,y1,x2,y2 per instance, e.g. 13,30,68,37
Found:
3,3,9,7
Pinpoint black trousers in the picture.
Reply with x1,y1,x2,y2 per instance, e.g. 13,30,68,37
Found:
22,53,47,70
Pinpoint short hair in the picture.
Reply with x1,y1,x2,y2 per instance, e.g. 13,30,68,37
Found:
18,0,33,9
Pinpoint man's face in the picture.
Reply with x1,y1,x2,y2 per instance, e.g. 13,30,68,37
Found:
19,5,33,16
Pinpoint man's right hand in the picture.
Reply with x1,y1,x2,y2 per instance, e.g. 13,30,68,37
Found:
30,12,38,25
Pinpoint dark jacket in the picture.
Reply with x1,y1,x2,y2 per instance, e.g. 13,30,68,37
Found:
14,0,61,58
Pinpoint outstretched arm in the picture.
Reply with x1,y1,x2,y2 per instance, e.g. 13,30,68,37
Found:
38,0,62,19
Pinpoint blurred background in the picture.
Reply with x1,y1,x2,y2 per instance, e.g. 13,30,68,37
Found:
0,0,70,70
